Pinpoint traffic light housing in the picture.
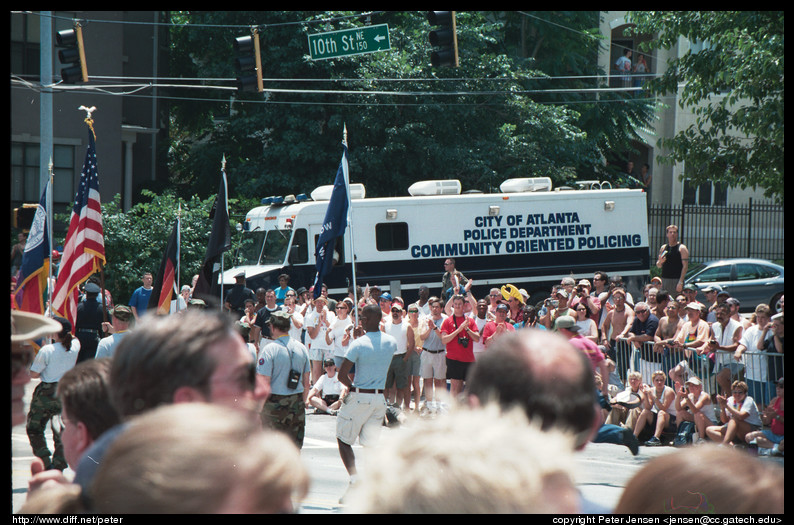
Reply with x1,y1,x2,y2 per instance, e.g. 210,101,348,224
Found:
427,11,458,68
234,28,263,93
55,23,88,84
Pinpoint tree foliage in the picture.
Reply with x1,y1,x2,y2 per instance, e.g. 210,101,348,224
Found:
628,11,784,202
168,11,654,198
93,190,257,304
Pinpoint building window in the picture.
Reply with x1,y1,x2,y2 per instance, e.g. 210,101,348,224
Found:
11,142,75,204
683,179,728,206
10,12,41,79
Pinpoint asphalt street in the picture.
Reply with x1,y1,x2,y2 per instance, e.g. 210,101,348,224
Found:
12,378,783,514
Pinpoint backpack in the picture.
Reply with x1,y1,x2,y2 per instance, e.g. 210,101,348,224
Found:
674,420,696,446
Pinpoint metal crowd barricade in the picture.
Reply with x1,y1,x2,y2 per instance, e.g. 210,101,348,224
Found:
612,339,784,405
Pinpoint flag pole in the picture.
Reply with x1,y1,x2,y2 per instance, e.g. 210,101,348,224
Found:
219,154,226,311
46,157,54,320
176,202,182,311
342,124,359,326
80,107,109,330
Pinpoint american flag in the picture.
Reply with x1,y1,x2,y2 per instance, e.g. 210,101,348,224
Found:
52,125,106,331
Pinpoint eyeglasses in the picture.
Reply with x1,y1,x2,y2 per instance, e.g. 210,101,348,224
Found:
408,309,418,313
211,362,258,392
635,309,648,314
336,306,348,310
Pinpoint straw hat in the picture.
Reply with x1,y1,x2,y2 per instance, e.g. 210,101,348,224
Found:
11,311,62,343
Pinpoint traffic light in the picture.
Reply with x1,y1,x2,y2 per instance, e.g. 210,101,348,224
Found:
427,11,458,68
55,23,88,84
233,28,263,93
12,204,38,231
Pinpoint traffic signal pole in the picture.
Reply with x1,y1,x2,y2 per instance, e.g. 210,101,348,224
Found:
40,12,53,199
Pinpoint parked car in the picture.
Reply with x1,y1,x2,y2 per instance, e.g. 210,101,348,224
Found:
684,258,784,313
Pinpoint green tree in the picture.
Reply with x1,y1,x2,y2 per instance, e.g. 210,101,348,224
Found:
86,190,257,305
628,11,784,202
168,11,654,198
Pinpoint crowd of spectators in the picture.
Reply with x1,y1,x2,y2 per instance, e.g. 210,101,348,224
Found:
12,248,784,514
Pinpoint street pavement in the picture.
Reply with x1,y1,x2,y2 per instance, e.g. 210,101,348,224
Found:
12,378,783,514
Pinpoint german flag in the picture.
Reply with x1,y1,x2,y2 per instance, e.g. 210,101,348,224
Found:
148,218,179,315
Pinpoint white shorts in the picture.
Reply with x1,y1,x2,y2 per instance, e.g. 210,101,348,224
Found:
420,349,447,380
336,392,387,447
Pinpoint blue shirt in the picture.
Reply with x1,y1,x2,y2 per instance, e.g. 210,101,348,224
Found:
345,331,397,390
128,286,152,314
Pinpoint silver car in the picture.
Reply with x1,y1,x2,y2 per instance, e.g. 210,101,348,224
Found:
684,258,784,313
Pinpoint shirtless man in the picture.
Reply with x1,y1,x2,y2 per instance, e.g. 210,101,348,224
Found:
653,301,684,354
600,287,634,360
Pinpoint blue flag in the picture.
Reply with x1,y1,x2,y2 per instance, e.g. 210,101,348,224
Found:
313,145,349,298
13,182,50,314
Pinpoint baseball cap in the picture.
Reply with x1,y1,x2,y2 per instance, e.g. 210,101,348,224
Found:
685,376,702,386
266,310,291,323
391,304,404,312
496,303,509,312
702,284,722,293
554,315,580,332
685,301,703,310
110,305,133,322
380,292,392,301
683,283,698,292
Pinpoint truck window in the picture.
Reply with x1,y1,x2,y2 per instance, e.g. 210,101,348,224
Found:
313,234,344,266
290,229,308,264
376,222,409,251
260,229,291,266
236,230,266,267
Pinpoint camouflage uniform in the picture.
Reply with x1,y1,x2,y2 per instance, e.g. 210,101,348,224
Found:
26,382,66,470
261,393,306,449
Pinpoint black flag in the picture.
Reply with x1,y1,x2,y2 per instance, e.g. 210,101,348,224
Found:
193,169,231,300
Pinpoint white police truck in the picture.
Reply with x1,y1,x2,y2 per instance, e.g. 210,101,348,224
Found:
223,177,650,303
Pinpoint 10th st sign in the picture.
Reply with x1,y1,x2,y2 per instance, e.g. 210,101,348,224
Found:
308,24,390,60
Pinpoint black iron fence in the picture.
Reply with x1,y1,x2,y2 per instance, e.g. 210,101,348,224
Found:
648,199,785,264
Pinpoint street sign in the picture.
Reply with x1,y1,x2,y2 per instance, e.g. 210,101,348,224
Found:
308,24,390,60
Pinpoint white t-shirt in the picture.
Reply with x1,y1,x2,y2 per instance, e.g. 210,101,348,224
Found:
30,339,80,383
304,308,335,351
739,325,769,382
287,310,304,343
711,319,743,371
470,315,488,355
313,372,343,397
724,395,762,427
383,319,409,355
328,316,353,358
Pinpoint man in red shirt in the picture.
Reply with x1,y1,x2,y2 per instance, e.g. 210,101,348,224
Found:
481,303,515,348
440,295,480,398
